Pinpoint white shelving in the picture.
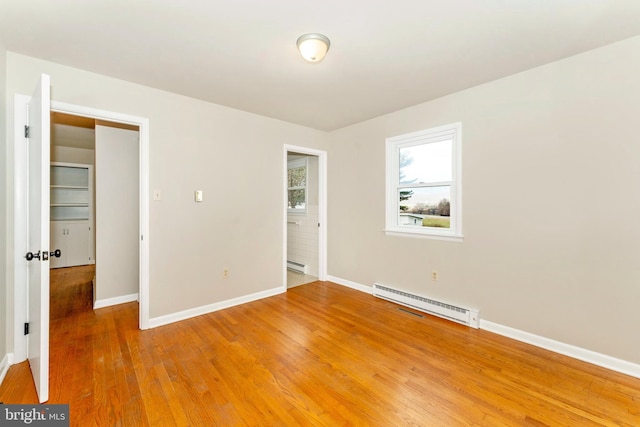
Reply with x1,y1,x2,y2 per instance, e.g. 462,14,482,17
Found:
50,164,91,221
50,162,94,268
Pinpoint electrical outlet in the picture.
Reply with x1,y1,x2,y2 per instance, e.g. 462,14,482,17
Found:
223,268,229,278
431,270,438,281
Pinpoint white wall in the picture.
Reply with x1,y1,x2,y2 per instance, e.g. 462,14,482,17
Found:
328,36,640,365
4,52,328,334
5,37,639,373
0,40,8,373
95,125,139,303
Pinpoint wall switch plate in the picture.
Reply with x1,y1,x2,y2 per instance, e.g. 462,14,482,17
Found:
153,190,161,201
195,190,203,202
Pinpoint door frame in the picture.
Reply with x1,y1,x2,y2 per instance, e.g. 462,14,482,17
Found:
283,145,327,288
13,98,150,362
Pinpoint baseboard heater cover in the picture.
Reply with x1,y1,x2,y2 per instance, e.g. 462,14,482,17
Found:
373,283,480,328
287,261,308,274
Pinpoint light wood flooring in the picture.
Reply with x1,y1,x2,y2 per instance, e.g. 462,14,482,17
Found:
1,267,639,426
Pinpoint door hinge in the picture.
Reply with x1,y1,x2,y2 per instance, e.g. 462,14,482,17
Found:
24,125,30,138
24,322,29,335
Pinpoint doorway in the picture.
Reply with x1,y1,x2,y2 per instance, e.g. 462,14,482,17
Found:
48,101,150,330
283,145,327,289
50,112,140,311
13,97,150,370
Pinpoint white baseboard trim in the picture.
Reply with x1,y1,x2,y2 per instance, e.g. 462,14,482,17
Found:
480,320,640,379
148,286,285,329
328,275,640,380
94,293,139,309
326,275,373,294
0,353,14,388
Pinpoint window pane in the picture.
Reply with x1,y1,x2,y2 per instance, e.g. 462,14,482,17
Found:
288,189,306,209
398,186,451,228
399,140,452,184
288,167,306,188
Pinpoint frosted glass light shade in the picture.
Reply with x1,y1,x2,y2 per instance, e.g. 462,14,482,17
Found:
296,33,330,63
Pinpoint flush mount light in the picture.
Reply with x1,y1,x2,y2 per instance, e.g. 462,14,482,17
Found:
296,33,331,63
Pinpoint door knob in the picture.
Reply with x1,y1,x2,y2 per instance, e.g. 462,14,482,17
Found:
50,249,62,258
25,251,41,261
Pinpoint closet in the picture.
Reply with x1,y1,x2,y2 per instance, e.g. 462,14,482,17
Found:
50,111,140,307
49,163,93,268
50,112,97,269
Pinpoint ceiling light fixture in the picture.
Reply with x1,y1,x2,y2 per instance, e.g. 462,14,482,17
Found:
296,33,331,63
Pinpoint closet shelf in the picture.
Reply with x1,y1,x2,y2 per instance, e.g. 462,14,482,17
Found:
50,162,93,269
51,185,89,190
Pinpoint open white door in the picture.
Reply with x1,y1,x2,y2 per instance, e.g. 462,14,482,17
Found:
26,73,51,403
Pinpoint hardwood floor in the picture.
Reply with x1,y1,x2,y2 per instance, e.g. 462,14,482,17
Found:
49,264,95,321
1,270,639,426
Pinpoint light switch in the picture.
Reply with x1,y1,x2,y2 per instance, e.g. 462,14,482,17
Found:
195,190,203,202
153,190,162,201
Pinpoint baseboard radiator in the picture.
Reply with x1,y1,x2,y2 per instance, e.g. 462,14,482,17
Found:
287,261,308,274
373,283,480,328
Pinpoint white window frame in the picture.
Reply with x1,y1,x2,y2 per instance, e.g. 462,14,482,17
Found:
385,122,463,241
287,157,308,214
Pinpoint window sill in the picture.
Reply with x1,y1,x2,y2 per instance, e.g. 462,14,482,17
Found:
384,229,464,242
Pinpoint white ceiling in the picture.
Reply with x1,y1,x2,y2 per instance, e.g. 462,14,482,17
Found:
2,1,640,131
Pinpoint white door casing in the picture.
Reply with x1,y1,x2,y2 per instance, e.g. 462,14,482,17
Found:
282,145,328,288
26,73,51,403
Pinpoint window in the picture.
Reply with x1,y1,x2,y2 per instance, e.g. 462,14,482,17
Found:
287,158,307,213
385,122,462,241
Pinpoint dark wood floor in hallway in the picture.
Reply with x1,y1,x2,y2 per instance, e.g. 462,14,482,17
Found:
1,266,639,426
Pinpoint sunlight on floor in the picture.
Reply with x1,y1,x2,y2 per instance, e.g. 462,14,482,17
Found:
287,270,317,288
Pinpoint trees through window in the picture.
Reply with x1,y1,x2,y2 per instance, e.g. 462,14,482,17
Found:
288,158,307,213
386,123,462,240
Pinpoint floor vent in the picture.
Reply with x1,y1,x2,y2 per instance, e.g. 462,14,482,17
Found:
287,261,308,274
398,307,424,318
373,283,480,328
